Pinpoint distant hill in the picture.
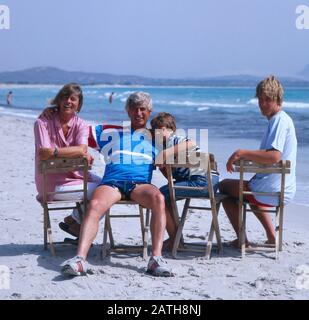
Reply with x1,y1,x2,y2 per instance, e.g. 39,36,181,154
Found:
299,64,309,79
1,66,309,87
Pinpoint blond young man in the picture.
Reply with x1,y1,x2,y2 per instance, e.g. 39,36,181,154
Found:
219,75,297,247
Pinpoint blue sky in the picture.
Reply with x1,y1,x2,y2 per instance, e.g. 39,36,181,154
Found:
1,0,309,77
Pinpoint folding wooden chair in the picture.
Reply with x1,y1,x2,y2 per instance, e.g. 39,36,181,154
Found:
234,159,291,259
101,200,150,260
166,151,225,259
38,157,89,256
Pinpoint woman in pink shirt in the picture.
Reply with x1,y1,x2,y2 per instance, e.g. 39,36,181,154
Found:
34,83,99,237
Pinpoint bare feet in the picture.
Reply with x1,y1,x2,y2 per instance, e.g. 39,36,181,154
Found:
264,239,275,245
226,239,250,249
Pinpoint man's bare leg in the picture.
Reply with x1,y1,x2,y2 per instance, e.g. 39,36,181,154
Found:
77,185,122,259
219,179,249,246
250,205,276,244
130,184,166,257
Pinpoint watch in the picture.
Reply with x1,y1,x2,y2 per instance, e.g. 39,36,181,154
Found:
53,147,59,157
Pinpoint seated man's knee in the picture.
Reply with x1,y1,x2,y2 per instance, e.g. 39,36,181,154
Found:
219,179,237,194
218,179,229,193
87,198,107,219
151,192,165,209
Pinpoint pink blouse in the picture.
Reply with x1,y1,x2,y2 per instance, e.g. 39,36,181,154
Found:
34,113,89,200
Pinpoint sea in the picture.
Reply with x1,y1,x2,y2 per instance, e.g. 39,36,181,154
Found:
0,85,308,206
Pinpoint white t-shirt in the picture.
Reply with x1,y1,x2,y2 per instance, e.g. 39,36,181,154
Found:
248,110,297,206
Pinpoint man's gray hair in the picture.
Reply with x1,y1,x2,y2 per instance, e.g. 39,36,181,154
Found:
125,92,153,112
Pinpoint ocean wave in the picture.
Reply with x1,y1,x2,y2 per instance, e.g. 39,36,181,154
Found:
167,100,245,108
83,90,98,95
247,98,309,109
197,107,210,111
116,91,136,101
0,108,38,119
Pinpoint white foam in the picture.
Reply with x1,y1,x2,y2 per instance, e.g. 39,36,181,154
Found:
247,98,309,109
167,100,245,108
83,90,98,95
0,108,38,119
247,98,258,106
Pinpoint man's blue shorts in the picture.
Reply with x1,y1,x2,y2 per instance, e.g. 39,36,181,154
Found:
99,180,150,200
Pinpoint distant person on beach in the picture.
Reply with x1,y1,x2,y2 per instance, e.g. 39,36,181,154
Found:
109,92,115,104
151,112,220,251
61,92,173,278
34,83,100,237
6,91,13,105
219,75,297,247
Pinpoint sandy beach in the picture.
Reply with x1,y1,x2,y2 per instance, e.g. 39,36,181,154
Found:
0,114,309,300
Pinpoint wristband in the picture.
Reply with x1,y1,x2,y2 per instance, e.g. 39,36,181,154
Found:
53,147,59,157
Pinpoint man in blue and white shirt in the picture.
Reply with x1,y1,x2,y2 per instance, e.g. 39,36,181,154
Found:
62,92,173,277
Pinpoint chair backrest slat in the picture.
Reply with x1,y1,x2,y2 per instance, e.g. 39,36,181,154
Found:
235,159,291,208
165,151,214,198
234,160,290,174
39,157,89,204
39,157,89,174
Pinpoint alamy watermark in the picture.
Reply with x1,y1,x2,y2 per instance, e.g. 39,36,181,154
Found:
0,265,10,290
98,122,209,166
0,5,10,30
296,4,309,29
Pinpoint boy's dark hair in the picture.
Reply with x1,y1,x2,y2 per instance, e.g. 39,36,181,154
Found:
151,112,176,132
51,83,83,112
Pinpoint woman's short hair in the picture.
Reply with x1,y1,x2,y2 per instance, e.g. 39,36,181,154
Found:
125,92,153,112
150,112,176,132
51,83,84,112
256,75,284,106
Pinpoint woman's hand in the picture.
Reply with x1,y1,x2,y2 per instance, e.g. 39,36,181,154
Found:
39,148,53,160
85,153,94,166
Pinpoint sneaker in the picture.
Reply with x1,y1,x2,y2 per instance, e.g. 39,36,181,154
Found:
146,256,174,277
61,256,88,276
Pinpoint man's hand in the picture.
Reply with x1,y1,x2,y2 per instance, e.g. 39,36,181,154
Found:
226,149,244,173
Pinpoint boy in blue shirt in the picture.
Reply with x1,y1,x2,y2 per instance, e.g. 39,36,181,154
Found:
219,75,297,247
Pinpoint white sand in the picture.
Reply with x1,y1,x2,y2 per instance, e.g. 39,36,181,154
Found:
0,114,309,300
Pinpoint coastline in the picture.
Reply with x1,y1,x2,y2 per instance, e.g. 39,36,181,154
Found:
0,113,309,300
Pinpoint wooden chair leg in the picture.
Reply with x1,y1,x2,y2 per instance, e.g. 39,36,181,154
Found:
43,207,48,250
46,210,56,256
172,199,190,258
213,202,222,252
241,204,246,258
279,205,284,252
139,205,145,242
142,209,150,260
275,207,280,260
138,205,148,260
205,220,214,259
205,201,222,259
101,210,110,259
